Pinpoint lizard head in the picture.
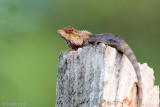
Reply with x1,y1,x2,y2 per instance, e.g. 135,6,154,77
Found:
58,26,76,39
58,26,84,47
58,26,92,50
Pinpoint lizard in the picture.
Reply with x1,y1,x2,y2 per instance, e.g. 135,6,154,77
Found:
58,26,142,107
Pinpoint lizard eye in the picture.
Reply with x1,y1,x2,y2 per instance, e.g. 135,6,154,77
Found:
65,26,73,34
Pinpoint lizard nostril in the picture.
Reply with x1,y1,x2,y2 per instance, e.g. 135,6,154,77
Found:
65,26,73,34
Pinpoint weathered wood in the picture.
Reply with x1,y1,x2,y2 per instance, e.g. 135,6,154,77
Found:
56,43,159,107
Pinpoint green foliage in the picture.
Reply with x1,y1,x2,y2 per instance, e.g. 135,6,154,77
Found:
0,0,160,106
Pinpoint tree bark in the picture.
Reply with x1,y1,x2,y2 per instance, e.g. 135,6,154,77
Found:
56,43,159,107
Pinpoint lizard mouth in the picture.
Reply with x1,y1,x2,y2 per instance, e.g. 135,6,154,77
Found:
57,30,66,38
57,30,62,35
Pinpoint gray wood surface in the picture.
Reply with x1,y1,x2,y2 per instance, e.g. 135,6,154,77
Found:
56,43,159,107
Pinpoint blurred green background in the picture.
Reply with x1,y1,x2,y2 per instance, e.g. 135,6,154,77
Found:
0,0,159,107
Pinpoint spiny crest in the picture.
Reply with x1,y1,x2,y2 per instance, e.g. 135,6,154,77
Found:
81,30,92,35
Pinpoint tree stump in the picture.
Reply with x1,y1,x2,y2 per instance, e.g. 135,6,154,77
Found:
56,43,159,107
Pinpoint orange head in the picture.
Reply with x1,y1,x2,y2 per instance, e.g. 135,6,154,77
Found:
58,26,84,47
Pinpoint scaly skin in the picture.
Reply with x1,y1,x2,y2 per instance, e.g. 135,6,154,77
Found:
58,26,91,50
58,26,142,107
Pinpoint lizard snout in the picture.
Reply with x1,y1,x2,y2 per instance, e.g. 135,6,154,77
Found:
57,30,61,34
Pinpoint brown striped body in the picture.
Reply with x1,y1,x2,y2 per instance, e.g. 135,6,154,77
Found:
58,26,142,107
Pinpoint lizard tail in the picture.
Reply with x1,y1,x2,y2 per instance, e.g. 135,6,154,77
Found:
119,42,142,107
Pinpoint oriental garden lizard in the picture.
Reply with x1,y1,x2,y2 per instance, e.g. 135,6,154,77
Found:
58,26,142,107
